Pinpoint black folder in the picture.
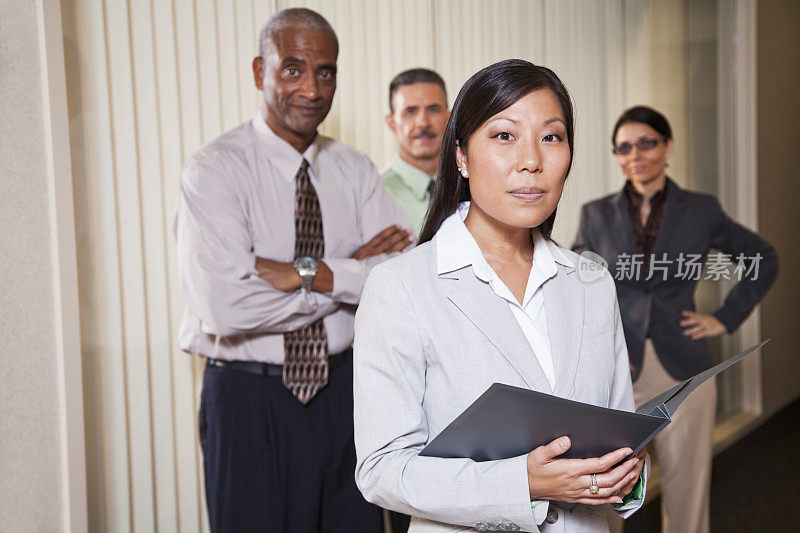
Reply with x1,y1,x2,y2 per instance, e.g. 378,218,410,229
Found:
420,340,768,462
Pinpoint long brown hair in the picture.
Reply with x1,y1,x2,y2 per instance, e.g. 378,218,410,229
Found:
418,59,574,243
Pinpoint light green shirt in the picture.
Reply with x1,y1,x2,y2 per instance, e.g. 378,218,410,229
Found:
381,155,435,235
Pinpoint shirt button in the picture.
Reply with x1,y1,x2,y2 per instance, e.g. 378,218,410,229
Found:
546,508,559,524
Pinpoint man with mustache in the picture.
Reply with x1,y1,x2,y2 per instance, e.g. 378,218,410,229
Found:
174,7,411,532
383,69,450,234
379,69,449,533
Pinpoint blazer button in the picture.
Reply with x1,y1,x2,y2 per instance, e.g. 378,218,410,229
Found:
545,508,559,524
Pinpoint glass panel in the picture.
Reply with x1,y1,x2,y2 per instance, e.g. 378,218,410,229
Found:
625,0,746,421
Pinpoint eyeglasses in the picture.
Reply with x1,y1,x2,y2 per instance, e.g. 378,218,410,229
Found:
612,138,661,155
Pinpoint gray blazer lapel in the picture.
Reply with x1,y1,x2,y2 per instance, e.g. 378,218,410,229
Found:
440,267,552,392
609,191,637,255
544,263,585,398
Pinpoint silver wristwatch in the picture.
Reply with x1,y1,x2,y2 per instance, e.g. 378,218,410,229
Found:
293,256,318,291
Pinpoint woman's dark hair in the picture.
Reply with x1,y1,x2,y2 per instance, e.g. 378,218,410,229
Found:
611,105,672,145
418,59,574,244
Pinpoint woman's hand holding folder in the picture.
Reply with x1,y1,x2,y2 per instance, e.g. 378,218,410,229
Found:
526,436,646,504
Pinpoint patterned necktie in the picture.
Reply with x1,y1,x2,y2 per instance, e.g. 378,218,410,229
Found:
283,159,329,404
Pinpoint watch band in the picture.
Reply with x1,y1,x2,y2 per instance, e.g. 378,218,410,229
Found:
294,257,318,292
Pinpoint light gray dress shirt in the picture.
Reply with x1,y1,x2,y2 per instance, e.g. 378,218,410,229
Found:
174,112,411,363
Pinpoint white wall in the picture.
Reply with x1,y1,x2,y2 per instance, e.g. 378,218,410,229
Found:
0,3,62,529
60,1,699,531
0,0,84,531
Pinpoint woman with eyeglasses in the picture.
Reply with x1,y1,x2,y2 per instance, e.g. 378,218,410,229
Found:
573,105,778,533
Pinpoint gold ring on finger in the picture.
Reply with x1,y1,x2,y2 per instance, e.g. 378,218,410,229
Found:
589,473,600,494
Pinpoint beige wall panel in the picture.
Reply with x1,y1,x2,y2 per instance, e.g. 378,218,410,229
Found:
172,0,218,523
0,0,63,529
195,0,224,142
602,1,627,195
434,0,544,109
623,0,688,187
216,0,243,130
325,0,358,144
174,0,205,156
103,0,158,529
67,0,134,530
543,0,622,245
237,0,260,120
170,4,215,532
151,0,208,530
128,0,181,530
685,0,718,195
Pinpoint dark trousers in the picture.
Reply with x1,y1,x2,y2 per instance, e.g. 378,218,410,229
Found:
199,355,384,533
389,511,411,533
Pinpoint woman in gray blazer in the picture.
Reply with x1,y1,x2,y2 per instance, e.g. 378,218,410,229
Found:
572,106,778,533
353,60,649,533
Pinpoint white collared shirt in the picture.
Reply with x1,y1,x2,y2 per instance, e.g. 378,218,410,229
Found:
436,202,575,391
174,112,411,363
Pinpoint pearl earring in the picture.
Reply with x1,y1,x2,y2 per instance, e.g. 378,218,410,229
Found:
459,167,468,177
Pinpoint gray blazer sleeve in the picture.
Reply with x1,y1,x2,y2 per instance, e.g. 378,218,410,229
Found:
571,204,594,255
353,265,540,532
707,197,779,331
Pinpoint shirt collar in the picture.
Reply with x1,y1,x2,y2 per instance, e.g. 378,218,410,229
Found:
436,202,573,278
252,110,321,181
436,202,491,279
391,155,435,200
623,179,668,208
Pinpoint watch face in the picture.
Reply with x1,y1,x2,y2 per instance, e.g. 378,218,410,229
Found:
294,256,317,276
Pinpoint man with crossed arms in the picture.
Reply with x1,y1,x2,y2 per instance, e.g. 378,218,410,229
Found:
174,8,411,532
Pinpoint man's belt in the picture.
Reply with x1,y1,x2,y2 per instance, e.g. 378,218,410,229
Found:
206,347,352,378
